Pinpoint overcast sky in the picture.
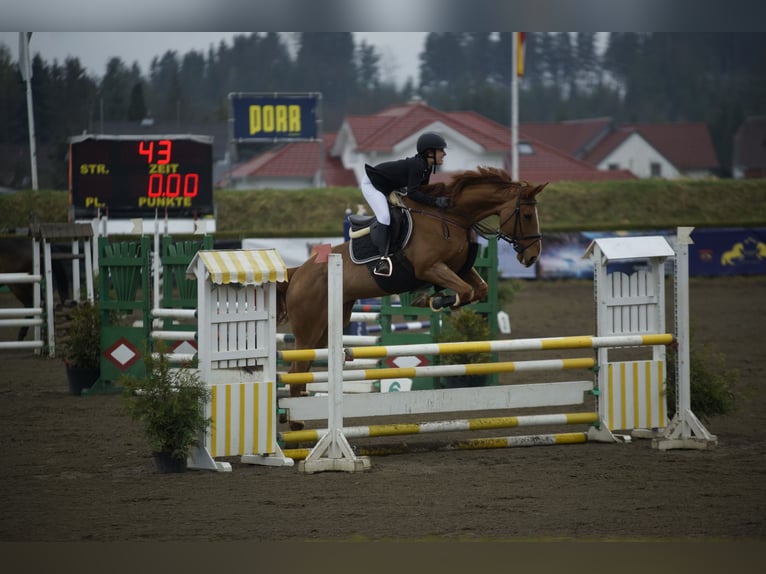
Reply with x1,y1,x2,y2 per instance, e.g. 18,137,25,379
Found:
0,32,427,88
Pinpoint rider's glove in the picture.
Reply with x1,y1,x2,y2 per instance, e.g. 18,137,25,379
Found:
434,197,450,209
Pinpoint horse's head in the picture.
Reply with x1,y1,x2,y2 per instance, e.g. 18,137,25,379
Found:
442,168,546,267
498,181,546,267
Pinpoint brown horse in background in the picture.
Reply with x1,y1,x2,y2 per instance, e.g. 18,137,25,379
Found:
0,237,70,340
276,166,546,400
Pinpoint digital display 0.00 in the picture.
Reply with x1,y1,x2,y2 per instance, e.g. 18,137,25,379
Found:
69,135,215,218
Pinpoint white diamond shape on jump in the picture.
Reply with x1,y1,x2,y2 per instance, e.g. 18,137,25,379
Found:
390,355,426,369
172,341,197,355
110,343,137,366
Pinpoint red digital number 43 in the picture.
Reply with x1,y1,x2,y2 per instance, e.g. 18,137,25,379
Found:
138,140,172,164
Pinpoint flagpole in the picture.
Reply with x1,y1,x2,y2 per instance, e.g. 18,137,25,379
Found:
19,32,39,190
511,32,519,180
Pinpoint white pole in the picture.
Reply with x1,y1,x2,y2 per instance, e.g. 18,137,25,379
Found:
326,253,343,457
299,253,370,473
19,32,39,190
511,32,519,181
653,226,717,450
675,227,693,426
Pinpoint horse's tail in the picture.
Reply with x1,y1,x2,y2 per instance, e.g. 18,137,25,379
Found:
276,267,298,324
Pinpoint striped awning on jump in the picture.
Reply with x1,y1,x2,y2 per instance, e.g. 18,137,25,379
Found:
186,249,287,285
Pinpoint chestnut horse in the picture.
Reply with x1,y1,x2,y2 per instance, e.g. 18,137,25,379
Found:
276,166,546,400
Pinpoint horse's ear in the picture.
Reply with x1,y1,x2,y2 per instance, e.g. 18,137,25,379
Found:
533,182,548,196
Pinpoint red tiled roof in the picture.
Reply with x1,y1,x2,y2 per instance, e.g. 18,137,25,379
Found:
518,136,635,182
627,123,719,170
227,133,356,186
346,101,510,153
431,135,635,183
583,123,720,170
521,117,613,157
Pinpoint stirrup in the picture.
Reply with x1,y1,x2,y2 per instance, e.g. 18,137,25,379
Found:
373,256,393,277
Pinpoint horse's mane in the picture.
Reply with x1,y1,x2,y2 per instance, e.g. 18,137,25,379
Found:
421,166,532,198
449,166,516,195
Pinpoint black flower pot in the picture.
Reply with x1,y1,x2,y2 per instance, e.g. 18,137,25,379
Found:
65,365,100,396
152,451,188,474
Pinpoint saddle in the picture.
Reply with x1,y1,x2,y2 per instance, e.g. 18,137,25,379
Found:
348,197,419,292
348,193,480,295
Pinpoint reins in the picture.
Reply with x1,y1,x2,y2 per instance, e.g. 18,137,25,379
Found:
473,188,542,256
406,207,472,241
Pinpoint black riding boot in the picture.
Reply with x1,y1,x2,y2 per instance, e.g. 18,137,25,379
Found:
370,222,392,277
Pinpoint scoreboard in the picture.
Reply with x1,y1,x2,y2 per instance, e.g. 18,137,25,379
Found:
69,134,215,219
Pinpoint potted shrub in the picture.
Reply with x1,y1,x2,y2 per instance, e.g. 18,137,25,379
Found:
435,307,493,388
61,302,101,395
120,349,210,473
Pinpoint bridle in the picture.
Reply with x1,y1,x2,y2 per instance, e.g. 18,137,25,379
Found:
473,188,541,256
403,184,541,256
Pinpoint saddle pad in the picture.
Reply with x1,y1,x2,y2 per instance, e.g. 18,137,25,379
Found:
349,209,413,265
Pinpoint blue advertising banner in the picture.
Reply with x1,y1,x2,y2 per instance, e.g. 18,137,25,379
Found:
496,228,766,279
689,227,766,276
230,93,319,142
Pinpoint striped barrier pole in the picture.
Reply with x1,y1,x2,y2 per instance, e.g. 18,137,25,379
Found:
277,333,673,363
349,312,380,322
283,432,591,461
277,333,381,346
347,333,674,360
278,356,596,385
352,303,382,312
279,411,599,444
364,320,430,334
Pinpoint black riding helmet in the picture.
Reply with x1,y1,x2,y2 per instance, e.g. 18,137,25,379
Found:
416,132,447,156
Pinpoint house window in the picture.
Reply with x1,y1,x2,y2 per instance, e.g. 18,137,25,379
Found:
608,163,619,171
518,142,534,155
650,162,662,177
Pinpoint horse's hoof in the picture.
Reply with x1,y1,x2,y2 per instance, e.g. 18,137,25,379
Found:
289,420,305,431
409,292,430,307
429,294,457,311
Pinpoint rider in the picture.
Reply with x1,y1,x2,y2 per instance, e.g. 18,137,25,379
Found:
361,132,449,277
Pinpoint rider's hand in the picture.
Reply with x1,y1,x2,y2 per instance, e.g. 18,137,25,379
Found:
434,197,450,209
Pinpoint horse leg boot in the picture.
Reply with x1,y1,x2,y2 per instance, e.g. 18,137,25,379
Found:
370,222,393,277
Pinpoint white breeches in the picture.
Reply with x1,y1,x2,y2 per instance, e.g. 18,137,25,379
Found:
361,175,390,225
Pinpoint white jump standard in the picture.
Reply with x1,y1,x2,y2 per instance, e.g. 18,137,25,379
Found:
184,248,295,472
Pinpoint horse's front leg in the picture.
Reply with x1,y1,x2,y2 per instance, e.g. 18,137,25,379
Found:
417,262,476,310
460,267,488,306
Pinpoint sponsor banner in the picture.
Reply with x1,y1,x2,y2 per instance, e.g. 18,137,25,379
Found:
230,93,319,142
498,228,766,279
690,227,766,276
